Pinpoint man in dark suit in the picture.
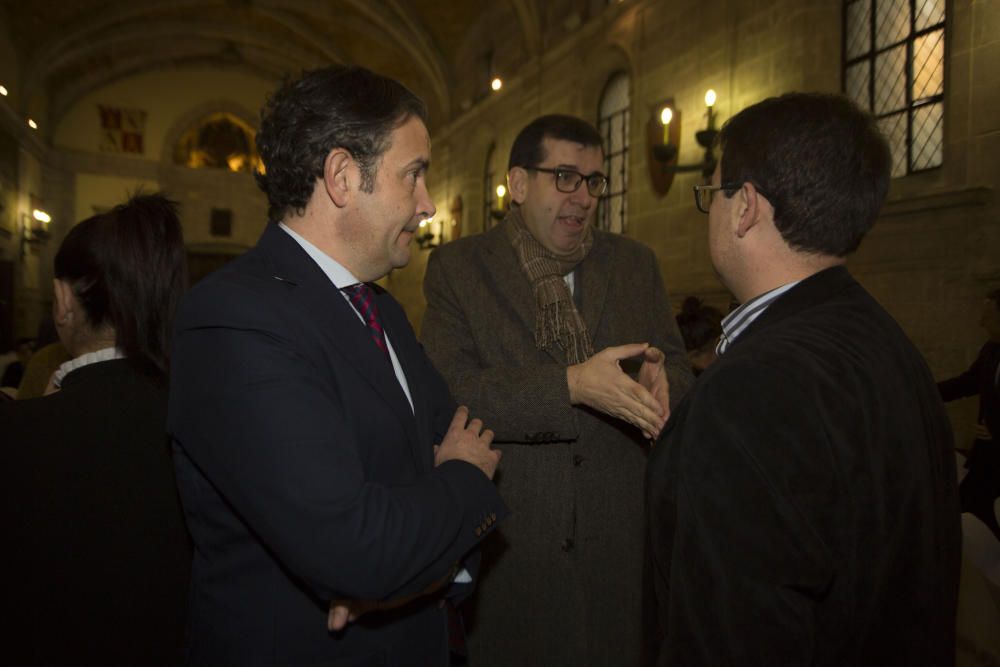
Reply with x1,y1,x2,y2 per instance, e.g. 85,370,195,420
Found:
422,115,693,665
647,93,961,665
168,66,506,666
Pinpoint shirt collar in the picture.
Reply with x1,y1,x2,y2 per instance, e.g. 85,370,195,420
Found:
717,280,801,355
53,346,125,388
279,222,360,289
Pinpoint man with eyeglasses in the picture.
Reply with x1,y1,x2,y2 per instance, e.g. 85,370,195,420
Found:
422,114,693,665
647,93,960,665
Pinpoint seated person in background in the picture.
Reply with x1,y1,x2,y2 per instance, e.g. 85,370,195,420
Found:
939,288,1000,541
0,336,35,394
16,316,70,400
675,296,723,375
1,193,192,666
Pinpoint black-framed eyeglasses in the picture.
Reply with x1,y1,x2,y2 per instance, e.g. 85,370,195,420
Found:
692,182,767,213
528,166,609,197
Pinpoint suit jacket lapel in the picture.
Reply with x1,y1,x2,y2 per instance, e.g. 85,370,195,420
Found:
480,226,565,363
255,225,420,455
375,288,433,473
577,232,612,342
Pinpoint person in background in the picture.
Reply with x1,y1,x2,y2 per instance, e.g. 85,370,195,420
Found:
16,315,71,399
939,288,1000,540
675,296,724,375
2,193,192,665
0,336,34,393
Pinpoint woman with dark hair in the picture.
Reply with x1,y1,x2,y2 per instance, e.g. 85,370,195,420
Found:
2,193,191,665
675,296,724,375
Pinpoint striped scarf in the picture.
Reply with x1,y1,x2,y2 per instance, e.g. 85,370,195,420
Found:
503,207,594,364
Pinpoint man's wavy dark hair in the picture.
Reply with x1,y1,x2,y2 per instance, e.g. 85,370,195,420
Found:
255,66,427,224
718,92,891,258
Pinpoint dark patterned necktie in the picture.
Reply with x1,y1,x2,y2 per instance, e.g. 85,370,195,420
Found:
342,283,390,359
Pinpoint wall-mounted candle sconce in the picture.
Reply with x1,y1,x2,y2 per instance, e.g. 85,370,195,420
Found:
20,208,51,257
647,89,720,196
490,183,508,221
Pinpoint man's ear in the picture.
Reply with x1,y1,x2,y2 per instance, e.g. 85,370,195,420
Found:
52,279,74,325
508,168,528,205
323,148,354,208
735,182,763,238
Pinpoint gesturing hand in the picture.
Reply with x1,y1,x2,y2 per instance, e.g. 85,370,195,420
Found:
567,343,668,439
638,346,670,429
434,406,502,479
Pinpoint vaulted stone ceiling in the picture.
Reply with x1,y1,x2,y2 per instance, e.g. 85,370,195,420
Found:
1,0,546,131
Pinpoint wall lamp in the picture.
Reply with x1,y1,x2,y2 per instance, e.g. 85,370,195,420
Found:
648,90,719,196
416,216,438,250
20,208,51,257
490,184,508,221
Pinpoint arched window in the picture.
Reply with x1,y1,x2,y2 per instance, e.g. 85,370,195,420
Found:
598,71,630,234
173,112,261,173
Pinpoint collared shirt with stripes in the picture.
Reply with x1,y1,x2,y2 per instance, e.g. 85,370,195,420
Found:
716,280,801,356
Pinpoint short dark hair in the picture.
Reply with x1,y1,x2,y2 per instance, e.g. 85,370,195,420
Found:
255,66,428,224
718,92,891,257
508,114,604,170
54,193,187,381
676,297,723,353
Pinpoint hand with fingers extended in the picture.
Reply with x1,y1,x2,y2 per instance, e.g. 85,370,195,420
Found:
638,345,670,426
566,343,668,440
433,406,502,479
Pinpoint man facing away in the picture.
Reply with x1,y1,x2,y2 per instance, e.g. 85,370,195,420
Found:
168,66,506,666
647,93,960,666
422,114,693,665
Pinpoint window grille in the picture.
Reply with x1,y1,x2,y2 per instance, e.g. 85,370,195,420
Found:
843,0,946,177
598,72,630,233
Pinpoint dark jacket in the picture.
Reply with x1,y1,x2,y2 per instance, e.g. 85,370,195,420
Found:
168,223,506,665
648,266,960,666
4,359,191,666
938,340,1000,443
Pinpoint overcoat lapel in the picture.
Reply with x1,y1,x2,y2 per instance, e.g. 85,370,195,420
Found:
255,225,422,468
480,226,564,364
576,232,612,342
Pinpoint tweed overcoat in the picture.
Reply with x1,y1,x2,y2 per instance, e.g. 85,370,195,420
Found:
422,224,693,666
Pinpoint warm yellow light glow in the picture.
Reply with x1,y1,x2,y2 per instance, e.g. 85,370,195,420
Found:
0,85,7,96
32,209,51,224
419,217,432,228
704,89,717,107
491,77,503,91
660,107,673,144
496,184,506,199
27,118,37,129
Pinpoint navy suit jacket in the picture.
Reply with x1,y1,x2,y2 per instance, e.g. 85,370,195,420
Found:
168,223,506,665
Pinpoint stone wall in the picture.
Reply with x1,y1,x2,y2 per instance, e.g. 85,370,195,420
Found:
416,0,999,447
